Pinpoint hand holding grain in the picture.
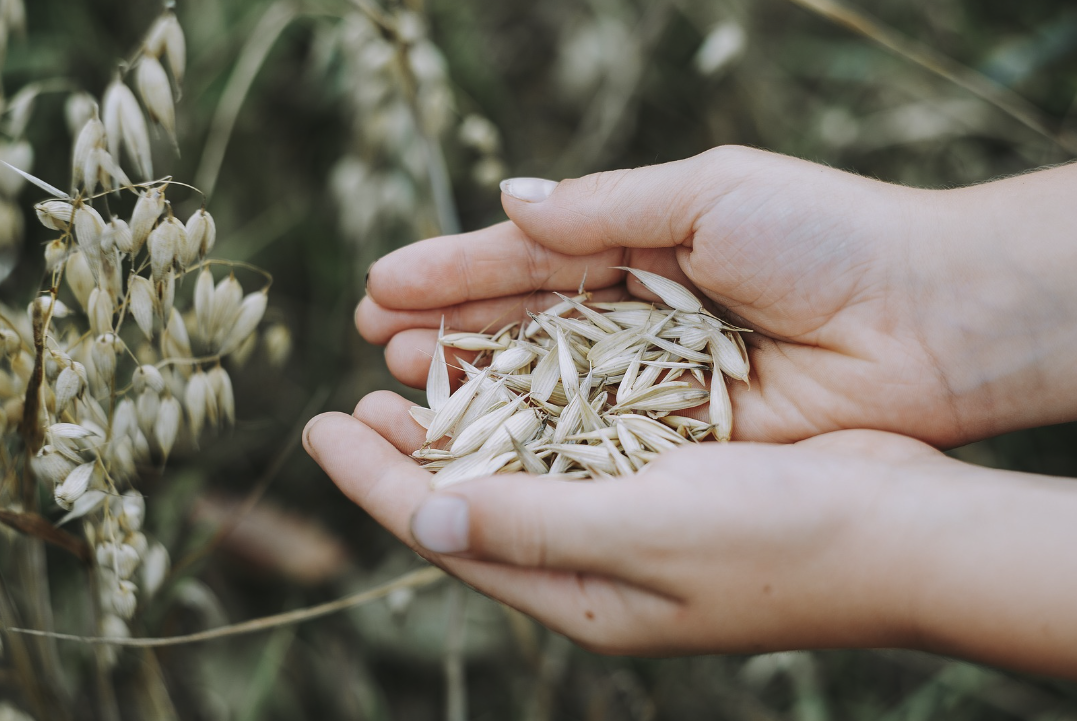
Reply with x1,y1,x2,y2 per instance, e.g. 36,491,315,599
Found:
309,148,1077,677
305,394,1077,677
359,146,1077,446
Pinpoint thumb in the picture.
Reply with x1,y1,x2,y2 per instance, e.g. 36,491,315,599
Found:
409,476,644,578
499,153,711,255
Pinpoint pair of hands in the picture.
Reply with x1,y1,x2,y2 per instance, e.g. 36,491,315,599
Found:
304,146,1077,676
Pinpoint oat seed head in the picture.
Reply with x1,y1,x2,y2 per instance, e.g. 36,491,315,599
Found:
136,53,176,144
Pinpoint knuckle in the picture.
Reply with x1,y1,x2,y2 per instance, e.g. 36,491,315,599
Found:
515,513,550,567
559,169,630,204
465,489,550,568
700,143,762,166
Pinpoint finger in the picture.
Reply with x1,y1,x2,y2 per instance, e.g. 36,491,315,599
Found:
303,412,434,537
384,329,476,390
499,154,710,256
313,406,663,583
303,412,681,652
409,474,665,584
356,287,628,346
352,390,427,454
366,221,625,310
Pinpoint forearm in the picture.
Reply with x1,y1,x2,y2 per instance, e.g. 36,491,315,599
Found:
884,459,1077,677
913,163,1077,439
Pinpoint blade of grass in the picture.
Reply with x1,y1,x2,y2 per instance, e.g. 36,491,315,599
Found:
195,1,298,200
237,619,298,721
784,0,1077,156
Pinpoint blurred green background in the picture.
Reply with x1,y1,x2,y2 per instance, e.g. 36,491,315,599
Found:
2,0,1077,718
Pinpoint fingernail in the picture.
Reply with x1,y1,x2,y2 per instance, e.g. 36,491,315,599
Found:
500,177,558,203
411,495,469,553
302,414,326,456
364,260,377,296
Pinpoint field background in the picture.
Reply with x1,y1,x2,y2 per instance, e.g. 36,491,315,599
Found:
3,0,1077,718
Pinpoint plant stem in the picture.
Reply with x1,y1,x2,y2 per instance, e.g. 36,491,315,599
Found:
443,581,468,721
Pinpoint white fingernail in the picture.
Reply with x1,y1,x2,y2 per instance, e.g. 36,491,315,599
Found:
411,495,469,553
500,177,558,203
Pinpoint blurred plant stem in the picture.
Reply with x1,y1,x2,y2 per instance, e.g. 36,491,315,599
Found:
784,0,1077,156
443,581,468,721
0,508,91,561
237,619,299,721
391,28,461,236
554,0,676,177
523,632,572,721
195,1,299,200
0,569,53,721
169,387,330,581
131,650,180,721
87,568,120,721
11,467,73,720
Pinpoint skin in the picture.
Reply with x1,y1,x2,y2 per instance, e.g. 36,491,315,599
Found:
305,146,1077,677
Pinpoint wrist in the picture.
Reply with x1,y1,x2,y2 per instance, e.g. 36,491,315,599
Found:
905,167,1077,441
884,459,1077,677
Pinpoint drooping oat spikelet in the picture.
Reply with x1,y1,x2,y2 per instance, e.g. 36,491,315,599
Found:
219,290,267,355
144,12,186,85
105,217,134,255
55,461,96,510
35,199,73,230
184,209,214,263
263,323,291,368
154,394,182,459
136,54,176,145
148,216,184,280
141,543,170,598
132,364,165,394
184,370,211,438
72,114,106,192
207,366,235,426
54,366,82,413
103,77,153,180
87,287,114,335
30,446,77,486
128,275,157,339
130,188,164,253
74,204,105,280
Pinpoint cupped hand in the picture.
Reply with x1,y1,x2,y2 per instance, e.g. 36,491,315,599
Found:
358,146,997,445
304,391,949,656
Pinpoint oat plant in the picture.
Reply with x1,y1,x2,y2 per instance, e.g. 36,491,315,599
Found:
0,6,274,719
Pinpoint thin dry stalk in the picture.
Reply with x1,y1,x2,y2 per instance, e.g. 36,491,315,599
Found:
5,566,445,647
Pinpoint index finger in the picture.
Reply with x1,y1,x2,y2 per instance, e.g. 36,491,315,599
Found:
366,221,626,311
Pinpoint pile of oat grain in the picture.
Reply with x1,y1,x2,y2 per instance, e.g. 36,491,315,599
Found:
409,267,749,487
